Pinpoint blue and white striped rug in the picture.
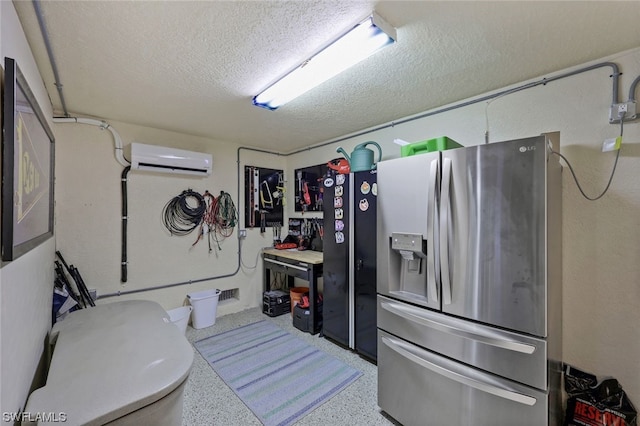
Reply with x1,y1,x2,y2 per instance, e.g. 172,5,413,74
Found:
194,320,362,426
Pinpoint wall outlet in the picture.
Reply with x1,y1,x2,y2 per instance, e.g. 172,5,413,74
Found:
238,229,247,239
609,101,637,123
89,289,97,300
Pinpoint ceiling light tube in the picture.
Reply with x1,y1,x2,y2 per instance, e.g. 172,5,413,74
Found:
253,12,397,110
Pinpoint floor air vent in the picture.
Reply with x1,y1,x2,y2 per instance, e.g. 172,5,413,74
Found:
219,288,239,302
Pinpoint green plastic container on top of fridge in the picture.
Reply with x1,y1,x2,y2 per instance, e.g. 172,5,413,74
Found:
400,136,463,157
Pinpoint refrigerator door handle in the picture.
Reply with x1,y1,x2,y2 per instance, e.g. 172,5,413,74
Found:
427,159,439,303
440,157,453,305
380,300,536,354
381,335,538,406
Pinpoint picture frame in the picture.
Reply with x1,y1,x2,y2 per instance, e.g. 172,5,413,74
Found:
2,57,55,261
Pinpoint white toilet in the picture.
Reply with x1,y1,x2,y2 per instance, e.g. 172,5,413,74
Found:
23,300,193,425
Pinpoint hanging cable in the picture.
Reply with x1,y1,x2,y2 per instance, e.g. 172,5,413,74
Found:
484,81,541,144
162,189,206,236
240,245,274,269
194,191,219,251
192,191,216,251
552,150,620,201
550,111,624,201
190,190,238,252
210,191,238,250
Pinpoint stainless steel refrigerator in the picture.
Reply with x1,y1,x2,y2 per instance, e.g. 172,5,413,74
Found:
376,135,562,425
323,169,377,362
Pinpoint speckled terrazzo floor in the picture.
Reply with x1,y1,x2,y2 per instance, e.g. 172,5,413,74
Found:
181,307,398,426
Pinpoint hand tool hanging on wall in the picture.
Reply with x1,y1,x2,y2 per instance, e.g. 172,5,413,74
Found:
303,182,311,207
269,222,282,244
260,180,274,210
247,167,256,228
297,170,304,211
246,167,261,228
260,210,266,234
252,168,260,225
315,177,324,210
274,172,286,206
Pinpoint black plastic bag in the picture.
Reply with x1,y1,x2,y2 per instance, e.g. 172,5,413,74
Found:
565,364,637,426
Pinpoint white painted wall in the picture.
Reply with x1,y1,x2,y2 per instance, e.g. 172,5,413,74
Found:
0,1,56,417
53,120,284,315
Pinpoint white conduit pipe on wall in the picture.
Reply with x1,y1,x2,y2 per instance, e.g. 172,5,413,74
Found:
53,116,132,284
52,117,130,167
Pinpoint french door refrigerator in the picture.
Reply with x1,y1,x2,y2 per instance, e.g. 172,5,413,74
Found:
323,169,377,362
376,135,562,425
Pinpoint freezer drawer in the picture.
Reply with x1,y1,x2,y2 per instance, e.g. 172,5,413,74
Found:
378,329,550,426
377,295,549,390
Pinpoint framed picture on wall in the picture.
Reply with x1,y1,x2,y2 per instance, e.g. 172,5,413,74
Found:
1,57,55,261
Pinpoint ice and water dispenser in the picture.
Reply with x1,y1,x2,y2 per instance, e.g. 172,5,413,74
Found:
376,152,437,308
387,232,429,303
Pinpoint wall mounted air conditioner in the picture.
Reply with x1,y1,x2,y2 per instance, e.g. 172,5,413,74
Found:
130,143,212,176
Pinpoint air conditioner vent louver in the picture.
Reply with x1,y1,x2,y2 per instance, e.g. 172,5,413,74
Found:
130,143,212,176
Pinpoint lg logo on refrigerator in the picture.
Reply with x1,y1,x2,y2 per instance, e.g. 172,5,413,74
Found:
519,146,536,153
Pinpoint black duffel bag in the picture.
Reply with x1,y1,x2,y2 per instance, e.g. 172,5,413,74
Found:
564,364,637,426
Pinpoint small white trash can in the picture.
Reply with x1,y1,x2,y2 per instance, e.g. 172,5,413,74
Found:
187,289,221,329
167,306,192,335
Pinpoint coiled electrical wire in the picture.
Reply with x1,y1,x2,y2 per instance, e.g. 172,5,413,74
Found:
192,191,238,251
162,189,206,236
213,191,237,237
550,109,625,201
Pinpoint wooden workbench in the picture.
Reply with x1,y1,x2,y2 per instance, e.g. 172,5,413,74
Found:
262,248,323,334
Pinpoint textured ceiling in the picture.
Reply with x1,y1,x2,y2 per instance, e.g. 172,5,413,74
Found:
13,1,640,152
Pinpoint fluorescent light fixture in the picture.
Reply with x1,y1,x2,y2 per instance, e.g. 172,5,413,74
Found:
253,12,396,110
